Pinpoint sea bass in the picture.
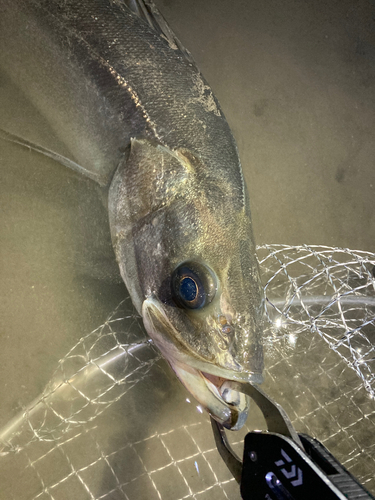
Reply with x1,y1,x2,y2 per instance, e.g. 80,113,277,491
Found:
0,0,264,429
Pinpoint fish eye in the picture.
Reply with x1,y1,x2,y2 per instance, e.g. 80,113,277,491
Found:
171,262,217,309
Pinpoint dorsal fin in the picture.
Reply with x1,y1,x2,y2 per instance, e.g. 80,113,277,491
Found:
120,0,196,64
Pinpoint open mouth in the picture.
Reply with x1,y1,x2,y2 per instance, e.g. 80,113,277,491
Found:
170,361,251,430
201,371,250,429
201,372,227,399
141,297,261,430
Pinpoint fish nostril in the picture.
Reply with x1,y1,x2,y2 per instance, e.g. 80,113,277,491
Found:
217,314,233,336
218,315,227,326
221,324,232,335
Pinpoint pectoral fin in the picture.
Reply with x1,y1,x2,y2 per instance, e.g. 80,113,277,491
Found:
0,128,103,185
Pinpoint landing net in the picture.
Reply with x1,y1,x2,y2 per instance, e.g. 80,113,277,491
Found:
0,244,374,499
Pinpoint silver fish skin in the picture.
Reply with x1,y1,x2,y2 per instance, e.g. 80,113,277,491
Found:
0,0,264,429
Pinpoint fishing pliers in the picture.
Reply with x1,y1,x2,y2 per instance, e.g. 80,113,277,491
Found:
211,382,375,499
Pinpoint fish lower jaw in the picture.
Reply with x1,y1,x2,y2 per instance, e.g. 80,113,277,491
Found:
168,358,250,430
199,371,250,429
150,336,259,429
141,298,259,428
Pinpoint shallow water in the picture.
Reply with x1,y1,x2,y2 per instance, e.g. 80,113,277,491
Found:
0,0,375,498
0,259,374,499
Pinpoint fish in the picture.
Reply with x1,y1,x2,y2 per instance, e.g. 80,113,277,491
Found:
0,0,264,430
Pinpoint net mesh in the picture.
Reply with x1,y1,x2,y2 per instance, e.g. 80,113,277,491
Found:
0,244,374,499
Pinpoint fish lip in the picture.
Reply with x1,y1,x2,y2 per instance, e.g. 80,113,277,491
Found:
173,351,264,385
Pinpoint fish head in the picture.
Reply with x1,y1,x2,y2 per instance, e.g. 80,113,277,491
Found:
109,138,264,430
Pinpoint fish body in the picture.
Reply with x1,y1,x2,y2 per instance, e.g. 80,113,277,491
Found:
0,0,264,429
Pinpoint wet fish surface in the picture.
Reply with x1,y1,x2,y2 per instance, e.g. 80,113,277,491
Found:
0,0,264,429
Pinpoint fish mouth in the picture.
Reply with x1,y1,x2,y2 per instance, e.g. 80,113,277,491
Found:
142,296,262,430
168,359,252,430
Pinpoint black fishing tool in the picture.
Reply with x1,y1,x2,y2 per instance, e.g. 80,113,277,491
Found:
211,382,374,499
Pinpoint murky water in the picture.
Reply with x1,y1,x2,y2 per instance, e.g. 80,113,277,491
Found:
0,0,375,498
0,72,127,426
